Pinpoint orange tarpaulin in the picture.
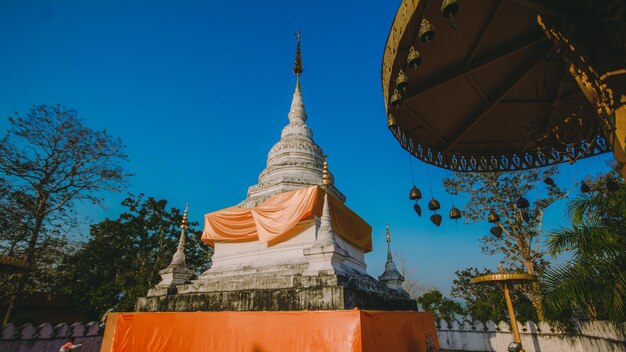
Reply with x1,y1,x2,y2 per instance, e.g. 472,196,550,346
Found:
202,186,373,252
101,310,439,352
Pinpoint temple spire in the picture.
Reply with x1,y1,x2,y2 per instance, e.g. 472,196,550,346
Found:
385,224,393,262
378,224,404,290
169,204,190,267
156,203,193,288
293,29,303,93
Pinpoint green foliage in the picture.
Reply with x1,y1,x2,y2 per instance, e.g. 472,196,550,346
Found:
443,168,564,272
443,167,567,320
451,267,537,323
543,171,626,324
417,289,465,322
59,195,212,319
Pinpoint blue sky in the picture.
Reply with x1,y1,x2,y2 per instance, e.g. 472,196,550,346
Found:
0,0,613,296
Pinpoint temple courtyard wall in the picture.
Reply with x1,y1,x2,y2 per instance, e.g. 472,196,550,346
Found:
2,319,624,352
437,319,626,352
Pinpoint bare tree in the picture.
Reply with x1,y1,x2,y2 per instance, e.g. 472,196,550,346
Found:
0,105,130,323
394,251,427,300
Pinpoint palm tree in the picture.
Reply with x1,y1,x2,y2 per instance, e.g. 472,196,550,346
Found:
542,171,626,324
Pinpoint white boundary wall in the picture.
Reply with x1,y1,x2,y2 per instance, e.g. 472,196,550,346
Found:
437,319,626,352
0,321,102,352
3,318,625,351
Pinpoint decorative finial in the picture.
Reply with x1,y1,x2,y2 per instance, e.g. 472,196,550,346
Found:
293,29,303,76
181,203,189,229
386,224,391,244
293,29,303,93
322,154,330,188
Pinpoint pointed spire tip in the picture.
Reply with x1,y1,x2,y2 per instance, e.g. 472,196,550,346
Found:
181,204,189,229
293,29,303,76
385,224,391,244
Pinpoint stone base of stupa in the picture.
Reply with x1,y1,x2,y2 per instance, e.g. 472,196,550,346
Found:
136,269,416,312
136,218,416,312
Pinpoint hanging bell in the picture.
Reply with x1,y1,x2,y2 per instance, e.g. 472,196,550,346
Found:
430,213,442,227
516,196,530,209
441,0,459,18
387,113,397,129
407,46,422,70
449,206,462,220
487,210,500,223
522,211,530,223
580,181,591,193
409,185,422,200
396,70,409,92
428,198,441,211
441,0,459,29
390,89,402,109
544,177,555,187
419,18,436,43
413,203,422,217
490,226,503,238
606,178,619,193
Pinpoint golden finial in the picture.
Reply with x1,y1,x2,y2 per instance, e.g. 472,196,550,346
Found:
386,224,391,244
293,29,303,76
181,203,189,229
293,29,303,93
322,154,330,188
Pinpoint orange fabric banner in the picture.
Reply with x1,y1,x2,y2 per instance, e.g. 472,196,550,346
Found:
202,186,372,252
102,310,438,352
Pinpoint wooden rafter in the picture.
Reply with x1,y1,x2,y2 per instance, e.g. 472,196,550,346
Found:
467,75,490,103
404,105,449,146
464,0,504,66
443,57,542,152
403,34,547,104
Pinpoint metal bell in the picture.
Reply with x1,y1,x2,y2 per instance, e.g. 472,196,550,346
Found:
441,0,459,17
413,203,422,217
516,197,530,209
449,206,462,220
544,177,555,187
419,18,435,43
428,198,440,211
407,46,422,70
387,113,397,129
487,210,500,223
396,70,408,92
430,213,442,227
580,181,591,193
409,185,422,200
390,89,402,109
490,226,503,238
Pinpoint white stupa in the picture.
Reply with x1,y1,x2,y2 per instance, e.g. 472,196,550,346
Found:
138,32,414,312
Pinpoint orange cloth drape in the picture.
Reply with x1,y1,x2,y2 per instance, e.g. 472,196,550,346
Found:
202,186,372,252
102,310,439,352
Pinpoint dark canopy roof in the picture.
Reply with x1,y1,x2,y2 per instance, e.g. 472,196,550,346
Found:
382,0,626,172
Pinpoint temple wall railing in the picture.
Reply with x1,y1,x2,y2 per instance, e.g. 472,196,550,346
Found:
3,318,625,352
437,319,626,352
0,321,103,352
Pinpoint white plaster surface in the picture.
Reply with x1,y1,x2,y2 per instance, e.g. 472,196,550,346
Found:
437,319,626,352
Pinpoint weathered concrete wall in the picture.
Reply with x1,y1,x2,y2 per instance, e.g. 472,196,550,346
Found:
0,321,102,352
437,319,626,352
137,272,416,312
